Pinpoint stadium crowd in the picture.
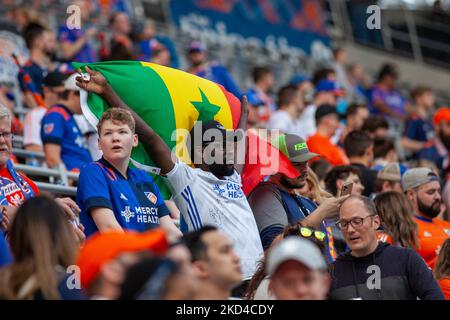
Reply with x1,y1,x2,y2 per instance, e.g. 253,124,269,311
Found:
0,0,449,300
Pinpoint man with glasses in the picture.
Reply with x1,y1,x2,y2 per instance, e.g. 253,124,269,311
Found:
402,167,450,268
248,133,347,255
40,73,93,171
0,104,81,235
330,195,444,300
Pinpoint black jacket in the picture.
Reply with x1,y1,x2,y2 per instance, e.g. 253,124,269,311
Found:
330,243,445,300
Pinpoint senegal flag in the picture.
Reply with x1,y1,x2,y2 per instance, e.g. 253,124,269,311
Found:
73,60,241,198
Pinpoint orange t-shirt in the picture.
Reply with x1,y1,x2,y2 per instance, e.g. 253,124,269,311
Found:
376,230,394,244
438,278,450,300
307,133,349,166
414,215,450,269
0,167,39,207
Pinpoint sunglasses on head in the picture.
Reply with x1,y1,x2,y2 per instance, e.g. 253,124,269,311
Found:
298,226,326,242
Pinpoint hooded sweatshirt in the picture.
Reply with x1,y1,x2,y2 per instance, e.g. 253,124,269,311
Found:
330,242,444,300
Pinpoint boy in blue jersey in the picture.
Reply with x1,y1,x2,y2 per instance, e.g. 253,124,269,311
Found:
76,108,181,240
41,74,93,171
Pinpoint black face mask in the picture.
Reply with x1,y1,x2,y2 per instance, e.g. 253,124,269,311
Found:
418,197,441,219
208,163,234,178
439,131,450,149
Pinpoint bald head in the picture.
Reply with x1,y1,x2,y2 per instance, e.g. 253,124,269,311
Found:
340,195,377,218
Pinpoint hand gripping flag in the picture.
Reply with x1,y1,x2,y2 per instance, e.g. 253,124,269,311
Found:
73,60,241,198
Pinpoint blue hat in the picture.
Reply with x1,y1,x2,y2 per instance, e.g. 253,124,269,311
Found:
290,74,311,86
246,90,265,106
187,41,206,53
316,80,345,96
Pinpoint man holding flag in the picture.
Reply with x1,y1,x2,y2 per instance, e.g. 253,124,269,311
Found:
75,66,261,297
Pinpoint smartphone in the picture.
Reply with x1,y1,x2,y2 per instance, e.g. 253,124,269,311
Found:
71,215,80,229
340,182,353,196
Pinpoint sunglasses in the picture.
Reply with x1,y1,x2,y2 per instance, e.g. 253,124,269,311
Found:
298,226,326,242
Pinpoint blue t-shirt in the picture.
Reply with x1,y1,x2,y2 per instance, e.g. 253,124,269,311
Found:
0,231,12,268
193,62,242,99
138,35,180,68
58,26,96,63
40,104,93,171
404,113,435,143
77,158,170,237
18,60,47,94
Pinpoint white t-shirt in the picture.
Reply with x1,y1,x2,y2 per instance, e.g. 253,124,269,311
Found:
297,104,317,139
165,161,264,280
267,110,305,139
23,107,46,147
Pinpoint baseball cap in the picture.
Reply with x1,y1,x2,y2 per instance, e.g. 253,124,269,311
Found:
266,237,327,276
433,107,450,125
246,90,265,107
290,74,311,86
401,167,439,191
189,120,236,146
42,71,67,88
315,104,339,123
187,41,206,53
149,39,167,54
76,229,169,289
64,73,81,91
377,162,401,182
316,80,345,96
272,133,319,163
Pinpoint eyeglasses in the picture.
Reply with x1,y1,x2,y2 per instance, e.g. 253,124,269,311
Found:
336,214,377,230
0,132,12,140
298,226,326,242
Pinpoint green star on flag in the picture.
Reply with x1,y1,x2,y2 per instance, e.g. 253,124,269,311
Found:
191,88,221,122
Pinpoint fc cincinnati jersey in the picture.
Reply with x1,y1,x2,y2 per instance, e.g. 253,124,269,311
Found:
414,215,450,268
40,104,93,171
77,158,170,237
0,167,39,206
164,161,264,280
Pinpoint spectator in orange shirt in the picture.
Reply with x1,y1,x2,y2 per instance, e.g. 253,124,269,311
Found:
307,104,349,166
403,167,450,268
434,238,450,300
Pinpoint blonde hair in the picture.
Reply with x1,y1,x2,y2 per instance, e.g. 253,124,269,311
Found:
302,167,332,204
97,108,135,135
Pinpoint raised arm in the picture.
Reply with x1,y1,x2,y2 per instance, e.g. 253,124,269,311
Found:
235,96,248,175
76,67,175,174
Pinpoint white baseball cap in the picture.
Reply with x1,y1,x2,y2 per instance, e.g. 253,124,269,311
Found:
63,73,81,91
266,237,327,276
